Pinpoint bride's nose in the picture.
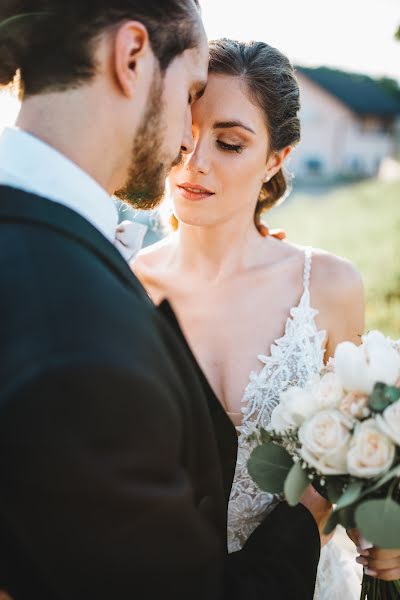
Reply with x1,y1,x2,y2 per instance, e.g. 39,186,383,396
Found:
180,108,194,155
184,140,210,175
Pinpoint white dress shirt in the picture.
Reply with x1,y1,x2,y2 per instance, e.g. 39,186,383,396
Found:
0,126,147,259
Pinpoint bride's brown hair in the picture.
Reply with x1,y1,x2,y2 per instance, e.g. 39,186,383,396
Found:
170,38,300,231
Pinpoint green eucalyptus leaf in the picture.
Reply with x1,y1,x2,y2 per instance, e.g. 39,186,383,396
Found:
384,385,400,404
324,510,340,535
284,461,310,506
355,498,400,549
369,382,393,413
335,505,357,530
335,480,364,511
248,443,293,494
359,464,400,499
260,428,272,445
326,478,346,504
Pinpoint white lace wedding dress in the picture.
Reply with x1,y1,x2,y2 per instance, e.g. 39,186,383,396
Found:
227,247,363,600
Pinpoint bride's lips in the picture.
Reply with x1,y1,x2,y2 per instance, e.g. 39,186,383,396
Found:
176,182,215,201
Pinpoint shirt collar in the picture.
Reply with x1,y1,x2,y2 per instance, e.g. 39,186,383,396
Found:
0,126,118,244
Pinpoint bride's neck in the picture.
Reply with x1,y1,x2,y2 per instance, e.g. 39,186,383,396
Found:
172,214,263,283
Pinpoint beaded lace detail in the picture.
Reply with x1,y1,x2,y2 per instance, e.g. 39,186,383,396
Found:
227,248,327,553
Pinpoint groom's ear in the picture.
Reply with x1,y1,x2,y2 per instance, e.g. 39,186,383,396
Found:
113,21,155,98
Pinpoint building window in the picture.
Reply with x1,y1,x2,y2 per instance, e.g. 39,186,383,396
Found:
304,157,324,175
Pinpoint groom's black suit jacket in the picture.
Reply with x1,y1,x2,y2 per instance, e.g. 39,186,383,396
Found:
0,186,320,600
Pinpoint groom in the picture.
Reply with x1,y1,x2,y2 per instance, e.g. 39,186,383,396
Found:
0,1,329,598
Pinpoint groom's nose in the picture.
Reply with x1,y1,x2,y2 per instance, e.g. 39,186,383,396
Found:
180,107,194,155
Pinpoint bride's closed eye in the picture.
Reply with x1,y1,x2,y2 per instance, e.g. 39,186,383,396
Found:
217,140,244,153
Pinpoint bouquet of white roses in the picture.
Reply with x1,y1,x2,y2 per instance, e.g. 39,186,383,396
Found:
248,331,400,600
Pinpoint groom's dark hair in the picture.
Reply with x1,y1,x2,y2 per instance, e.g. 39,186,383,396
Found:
0,0,201,97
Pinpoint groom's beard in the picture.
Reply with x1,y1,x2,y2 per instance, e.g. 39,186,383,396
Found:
115,74,181,211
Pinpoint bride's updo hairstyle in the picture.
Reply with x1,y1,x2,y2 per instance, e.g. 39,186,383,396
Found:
209,39,300,228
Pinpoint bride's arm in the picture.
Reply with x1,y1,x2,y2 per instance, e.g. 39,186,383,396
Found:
310,250,365,360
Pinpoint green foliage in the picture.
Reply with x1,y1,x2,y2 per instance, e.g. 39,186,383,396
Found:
260,428,272,444
247,442,293,494
355,498,400,549
326,478,346,503
335,480,364,511
284,462,310,506
324,505,357,533
377,76,400,101
360,464,400,500
268,179,400,334
324,511,340,535
369,382,400,412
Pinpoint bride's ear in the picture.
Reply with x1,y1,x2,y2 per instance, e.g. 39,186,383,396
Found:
264,146,292,181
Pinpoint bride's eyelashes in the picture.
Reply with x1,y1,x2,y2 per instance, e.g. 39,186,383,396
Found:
217,140,245,153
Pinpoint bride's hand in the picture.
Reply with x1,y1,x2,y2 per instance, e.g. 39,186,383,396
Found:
348,528,400,581
300,485,333,546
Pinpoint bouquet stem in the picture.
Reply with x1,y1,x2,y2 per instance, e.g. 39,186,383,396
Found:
360,574,400,599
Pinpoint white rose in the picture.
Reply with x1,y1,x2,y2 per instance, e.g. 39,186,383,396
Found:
313,372,344,409
334,342,371,393
268,387,317,434
298,409,352,475
376,399,400,445
347,419,395,478
268,401,297,434
334,332,400,394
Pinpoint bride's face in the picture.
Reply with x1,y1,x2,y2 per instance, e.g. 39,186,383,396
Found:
168,73,273,228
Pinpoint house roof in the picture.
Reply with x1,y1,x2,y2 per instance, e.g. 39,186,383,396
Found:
296,66,400,117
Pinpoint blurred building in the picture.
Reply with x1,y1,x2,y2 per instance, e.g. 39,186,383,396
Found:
290,67,400,181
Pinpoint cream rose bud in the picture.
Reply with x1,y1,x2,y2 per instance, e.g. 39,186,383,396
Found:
313,372,344,409
339,391,370,420
298,409,352,475
347,419,395,479
376,399,400,445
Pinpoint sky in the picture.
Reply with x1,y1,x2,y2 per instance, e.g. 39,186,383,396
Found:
0,0,399,129
201,0,400,80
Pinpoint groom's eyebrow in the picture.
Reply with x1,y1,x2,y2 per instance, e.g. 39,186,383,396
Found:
213,121,256,134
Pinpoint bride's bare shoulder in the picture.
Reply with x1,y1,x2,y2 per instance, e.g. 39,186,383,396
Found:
130,236,174,277
307,247,364,298
304,246,365,352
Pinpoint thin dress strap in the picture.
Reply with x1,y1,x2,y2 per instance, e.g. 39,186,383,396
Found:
303,247,313,293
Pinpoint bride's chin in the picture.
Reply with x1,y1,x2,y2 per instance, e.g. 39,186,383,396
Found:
174,213,209,228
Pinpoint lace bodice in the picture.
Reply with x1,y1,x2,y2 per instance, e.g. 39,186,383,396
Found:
227,247,327,552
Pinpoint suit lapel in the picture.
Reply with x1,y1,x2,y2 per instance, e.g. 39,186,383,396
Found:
0,185,238,501
0,185,151,304
158,299,238,501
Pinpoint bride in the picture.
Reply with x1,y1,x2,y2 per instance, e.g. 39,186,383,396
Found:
133,38,365,598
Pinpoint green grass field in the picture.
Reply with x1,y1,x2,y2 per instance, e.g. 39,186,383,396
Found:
267,179,400,336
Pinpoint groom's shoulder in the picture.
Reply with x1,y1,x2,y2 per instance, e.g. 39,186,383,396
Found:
0,214,161,350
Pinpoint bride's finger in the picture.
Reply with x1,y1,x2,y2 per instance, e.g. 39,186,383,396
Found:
360,556,400,571
371,567,400,582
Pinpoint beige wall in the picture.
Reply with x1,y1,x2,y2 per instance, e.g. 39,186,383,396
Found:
289,73,395,179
